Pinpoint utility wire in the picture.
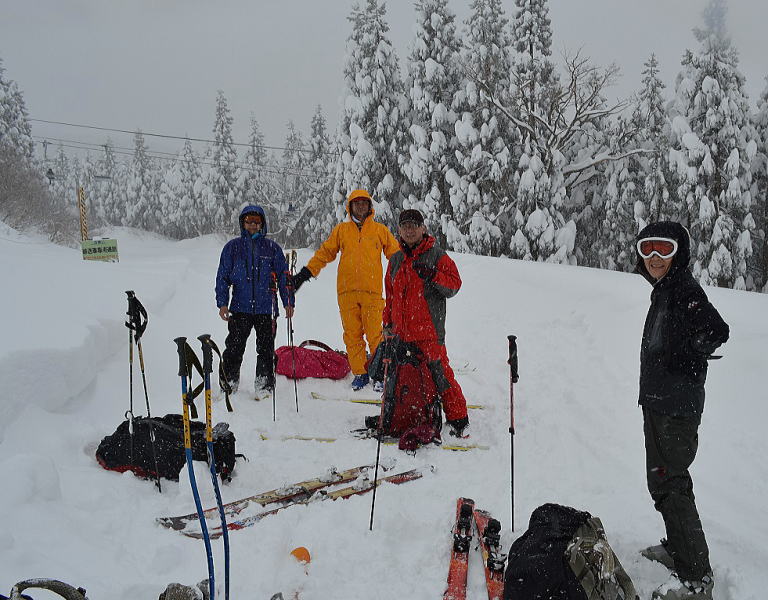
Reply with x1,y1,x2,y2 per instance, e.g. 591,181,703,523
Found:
34,136,335,180
30,117,338,157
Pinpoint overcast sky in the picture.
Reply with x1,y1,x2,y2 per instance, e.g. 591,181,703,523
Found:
2,0,766,161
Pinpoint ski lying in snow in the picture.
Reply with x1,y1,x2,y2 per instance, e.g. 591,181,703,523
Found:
156,464,374,532
350,428,489,452
184,466,432,540
309,391,484,410
257,430,487,451
444,497,475,600
472,508,506,600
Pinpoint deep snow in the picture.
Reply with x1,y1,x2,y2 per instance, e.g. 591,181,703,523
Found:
1,224,766,599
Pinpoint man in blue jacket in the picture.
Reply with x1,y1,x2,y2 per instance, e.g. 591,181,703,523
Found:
216,206,294,396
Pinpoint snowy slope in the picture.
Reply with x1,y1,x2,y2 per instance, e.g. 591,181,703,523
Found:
0,225,766,600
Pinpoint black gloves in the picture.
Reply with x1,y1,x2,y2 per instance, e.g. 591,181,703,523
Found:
413,262,436,282
291,266,312,291
447,416,469,438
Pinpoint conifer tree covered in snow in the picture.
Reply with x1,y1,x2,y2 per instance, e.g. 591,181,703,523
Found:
751,80,768,291
402,0,463,249
208,90,240,231
278,120,309,246
335,0,406,228
238,116,270,210
450,0,514,255
591,55,673,272
668,0,758,289
0,57,34,161
125,131,158,231
300,105,336,248
633,55,675,226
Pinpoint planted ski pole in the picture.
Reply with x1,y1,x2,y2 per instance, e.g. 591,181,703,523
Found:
174,336,215,600
369,333,395,531
270,273,279,422
125,290,161,493
286,250,299,413
199,334,230,600
507,334,518,532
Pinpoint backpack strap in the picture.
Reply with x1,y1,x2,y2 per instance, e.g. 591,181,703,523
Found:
299,339,345,355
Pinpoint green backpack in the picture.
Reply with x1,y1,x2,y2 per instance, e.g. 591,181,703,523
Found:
566,516,639,600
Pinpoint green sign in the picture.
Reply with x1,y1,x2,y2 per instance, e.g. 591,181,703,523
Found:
81,238,119,262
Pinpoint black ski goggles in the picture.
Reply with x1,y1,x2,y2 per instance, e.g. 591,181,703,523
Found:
637,237,678,259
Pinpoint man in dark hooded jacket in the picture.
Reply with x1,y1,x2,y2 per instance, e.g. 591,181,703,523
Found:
635,221,729,600
216,205,293,397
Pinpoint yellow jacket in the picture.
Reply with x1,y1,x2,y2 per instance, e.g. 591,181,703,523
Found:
307,199,399,297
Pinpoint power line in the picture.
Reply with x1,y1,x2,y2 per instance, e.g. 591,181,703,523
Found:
34,136,335,180
29,117,338,157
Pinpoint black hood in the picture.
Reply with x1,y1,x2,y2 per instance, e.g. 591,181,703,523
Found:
635,221,691,285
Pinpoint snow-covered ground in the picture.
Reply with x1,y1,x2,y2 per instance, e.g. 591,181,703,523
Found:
1,223,766,599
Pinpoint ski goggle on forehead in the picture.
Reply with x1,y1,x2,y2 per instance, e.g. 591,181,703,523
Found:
637,237,678,259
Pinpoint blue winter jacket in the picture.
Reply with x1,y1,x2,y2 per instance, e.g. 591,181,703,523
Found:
215,206,293,314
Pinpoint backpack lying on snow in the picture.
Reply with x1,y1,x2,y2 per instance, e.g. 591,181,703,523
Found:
504,503,638,600
96,414,238,482
275,339,350,380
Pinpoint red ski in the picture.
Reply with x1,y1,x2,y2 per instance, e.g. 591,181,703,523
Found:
472,508,506,600
444,497,475,600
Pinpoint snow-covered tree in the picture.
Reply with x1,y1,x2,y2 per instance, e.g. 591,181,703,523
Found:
401,0,463,249
0,57,34,161
449,0,515,255
334,0,407,228
277,120,309,247
299,105,336,248
751,79,768,291
125,131,158,230
208,90,240,231
668,0,758,289
237,116,270,210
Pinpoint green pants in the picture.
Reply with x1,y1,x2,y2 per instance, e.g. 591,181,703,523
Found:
643,407,711,581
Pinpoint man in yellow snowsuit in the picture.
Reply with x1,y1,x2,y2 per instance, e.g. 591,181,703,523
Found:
292,189,400,391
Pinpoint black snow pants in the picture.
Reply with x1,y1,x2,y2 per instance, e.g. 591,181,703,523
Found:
643,407,711,581
222,312,275,387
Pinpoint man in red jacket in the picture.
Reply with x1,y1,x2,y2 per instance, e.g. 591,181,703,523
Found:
383,209,469,437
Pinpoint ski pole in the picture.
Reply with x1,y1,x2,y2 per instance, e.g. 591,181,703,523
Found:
369,332,395,531
175,336,215,600
270,273,279,422
126,290,161,493
199,334,230,600
507,334,518,532
286,250,299,413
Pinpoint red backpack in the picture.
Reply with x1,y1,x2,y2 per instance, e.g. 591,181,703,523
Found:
275,340,350,380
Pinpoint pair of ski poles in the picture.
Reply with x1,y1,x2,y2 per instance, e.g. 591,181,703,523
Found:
125,290,162,494
268,251,300,422
174,335,230,600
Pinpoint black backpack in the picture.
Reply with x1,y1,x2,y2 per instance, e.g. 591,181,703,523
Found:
503,503,637,600
96,414,238,482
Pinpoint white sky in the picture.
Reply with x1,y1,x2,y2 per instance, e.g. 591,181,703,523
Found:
1,0,766,160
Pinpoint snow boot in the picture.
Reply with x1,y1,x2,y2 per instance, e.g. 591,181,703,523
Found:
372,379,384,393
652,572,713,600
642,539,675,570
351,373,369,391
158,579,209,600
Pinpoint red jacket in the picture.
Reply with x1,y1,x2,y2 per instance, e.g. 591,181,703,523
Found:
383,235,461,344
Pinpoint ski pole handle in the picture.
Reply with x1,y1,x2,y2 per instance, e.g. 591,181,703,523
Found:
198,334,213,375
507,335,518,383
174,337,188,377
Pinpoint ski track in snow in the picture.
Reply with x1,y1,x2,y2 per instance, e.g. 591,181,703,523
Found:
1,226,766,599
